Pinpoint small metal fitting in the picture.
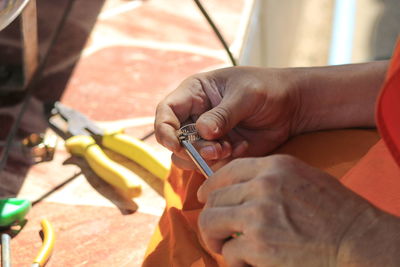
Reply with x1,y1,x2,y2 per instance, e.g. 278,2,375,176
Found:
176,123,201,142
21,131,58,163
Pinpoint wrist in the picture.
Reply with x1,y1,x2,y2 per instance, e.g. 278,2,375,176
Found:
289,61,388,135
337,206,400,266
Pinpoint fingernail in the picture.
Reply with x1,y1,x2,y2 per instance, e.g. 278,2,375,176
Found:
200,146,217,159
212,126,219,134
207,120,219,134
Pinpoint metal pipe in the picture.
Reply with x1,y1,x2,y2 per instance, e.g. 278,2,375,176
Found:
1,233,11,267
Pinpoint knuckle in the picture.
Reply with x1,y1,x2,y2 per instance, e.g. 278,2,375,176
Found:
224,158,242,171
154,102,164,118
247,220,265,241
154,126,165,145
244,201,270,223
187,76,209,96
182,75,201,87
207,190,219,207
230,157,255,168
210,105,232,128
267,154,298,167
252,176,279,192
221,244,236,266
198,210,212,233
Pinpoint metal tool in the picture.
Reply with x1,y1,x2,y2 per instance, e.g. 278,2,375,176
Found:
1,233,11,267
177,123,213,178
22,132,58,163
0,198,31,228
50,102,170,198
0,198,32,267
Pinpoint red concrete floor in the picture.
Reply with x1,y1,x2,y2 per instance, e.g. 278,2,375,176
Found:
0,0,245,266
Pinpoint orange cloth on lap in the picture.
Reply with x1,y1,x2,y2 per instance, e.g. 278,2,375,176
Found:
143,40,400,267
143,167,225,267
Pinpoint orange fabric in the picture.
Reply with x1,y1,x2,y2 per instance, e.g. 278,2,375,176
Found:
143,129,380,267
143,41,400,266
143,167,226,267
377,40,400,166
342,39,400,216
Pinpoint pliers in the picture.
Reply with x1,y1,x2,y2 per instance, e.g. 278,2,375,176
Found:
49,102,170,198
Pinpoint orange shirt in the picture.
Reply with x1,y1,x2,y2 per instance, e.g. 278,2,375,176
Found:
342,40,400,216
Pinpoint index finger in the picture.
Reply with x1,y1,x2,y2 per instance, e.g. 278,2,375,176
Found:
154,102,183,152
154,78,211,153
197,157,261,203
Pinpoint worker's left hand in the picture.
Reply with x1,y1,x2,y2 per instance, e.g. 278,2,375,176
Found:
197,155,379,267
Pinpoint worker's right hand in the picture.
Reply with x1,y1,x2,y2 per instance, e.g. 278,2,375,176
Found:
154,66,305,171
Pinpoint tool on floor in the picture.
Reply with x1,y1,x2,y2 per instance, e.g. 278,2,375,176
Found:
0,132,57,164
1,233,11,267
0,199,55,266
21,132,58,163
31,218,55,267
0,198,32,267
49,102,170,198
0,198,31,228
176,123,213,178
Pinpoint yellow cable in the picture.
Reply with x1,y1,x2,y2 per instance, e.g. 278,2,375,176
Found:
32,219,55,267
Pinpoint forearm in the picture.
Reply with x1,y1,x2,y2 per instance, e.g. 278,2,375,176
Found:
292,61,389,134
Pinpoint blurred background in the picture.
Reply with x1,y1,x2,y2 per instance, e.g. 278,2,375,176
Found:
239,0,400,66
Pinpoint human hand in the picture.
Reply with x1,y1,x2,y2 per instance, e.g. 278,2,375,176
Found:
197,155,378,267
155,67,302,171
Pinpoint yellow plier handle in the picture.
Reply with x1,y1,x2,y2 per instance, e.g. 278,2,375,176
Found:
32,219,55,267
65,135,142,198
102,130,170,181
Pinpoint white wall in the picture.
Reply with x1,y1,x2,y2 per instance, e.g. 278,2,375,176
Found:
238,0,400,67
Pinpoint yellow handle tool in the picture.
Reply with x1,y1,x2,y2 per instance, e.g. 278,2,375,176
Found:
65,135,142,198
32,219,55,267
102,130,170,181
51,102,170,197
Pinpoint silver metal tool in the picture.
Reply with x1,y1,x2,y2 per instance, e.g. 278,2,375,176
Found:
177,123,213,178
1,233,11,267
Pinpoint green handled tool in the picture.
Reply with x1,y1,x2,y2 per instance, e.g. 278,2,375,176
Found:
0,198,31,228
0,198,32,267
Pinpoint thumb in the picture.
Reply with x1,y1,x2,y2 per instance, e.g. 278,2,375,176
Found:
196,98,246,140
